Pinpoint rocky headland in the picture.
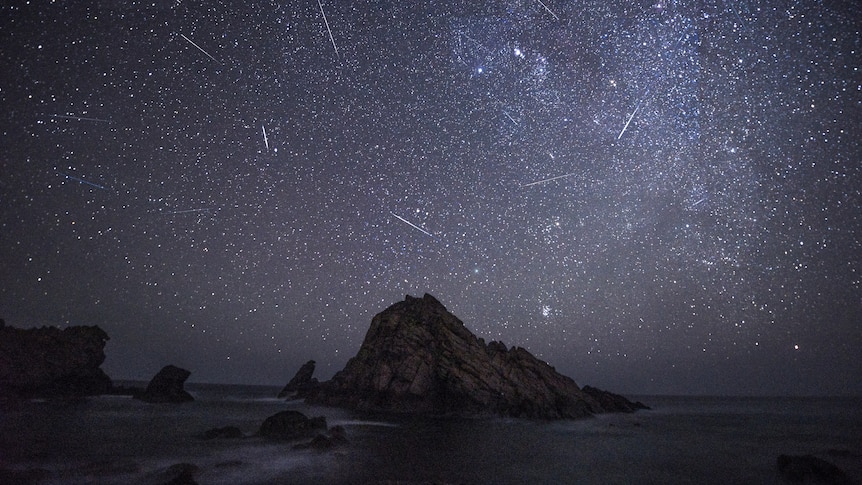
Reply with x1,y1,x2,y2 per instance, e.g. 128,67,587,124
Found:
306,294,647,419
0,320,113,399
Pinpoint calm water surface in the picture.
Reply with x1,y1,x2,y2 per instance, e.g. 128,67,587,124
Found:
1,386,860,484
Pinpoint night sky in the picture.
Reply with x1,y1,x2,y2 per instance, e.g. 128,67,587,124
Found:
1,1,860,396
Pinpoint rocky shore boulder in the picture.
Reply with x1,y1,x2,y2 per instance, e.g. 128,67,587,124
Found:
277,360,319,398
0,321,113,399
258,410,327,441
306,294,645,419
135,365,194,403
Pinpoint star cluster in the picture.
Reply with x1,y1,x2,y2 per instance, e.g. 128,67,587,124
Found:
1,0,859,395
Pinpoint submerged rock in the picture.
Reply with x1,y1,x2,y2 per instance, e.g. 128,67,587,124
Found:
293,425,348,451
777,454,853,484
198,426,244,440
0,467,51,484
307,294,645,419
258,410,327,441
0,323,113,399
135,365,194,403
277,359,319,398
155,462,199,485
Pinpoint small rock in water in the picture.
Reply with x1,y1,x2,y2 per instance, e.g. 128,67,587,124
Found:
294,433,334,450
136,365,194,403
197,426,244,440
258,410,327,440
155,462,199,485
278,359,319,398
293,425,349,450
329,425,348,444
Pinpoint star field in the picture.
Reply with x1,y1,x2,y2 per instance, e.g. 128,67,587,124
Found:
1,0,860,395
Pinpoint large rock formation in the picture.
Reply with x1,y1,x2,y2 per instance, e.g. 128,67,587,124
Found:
0,321,113,398
135,365,194,403
307,294,644,419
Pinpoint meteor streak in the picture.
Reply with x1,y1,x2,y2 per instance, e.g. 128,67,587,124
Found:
262,125,269,150
179,33,220,63
536,0,559,20
164,208,214,215
617,101,641,140
503,110,519,125
59,173,109,190
52,114,112,123
521,172,577,187
317,0,339,58
390,212,434,238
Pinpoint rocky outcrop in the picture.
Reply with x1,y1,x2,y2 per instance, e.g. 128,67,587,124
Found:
0,322,113,399
258,410,327,441
307,294,644,419
277,360,319,398
258,410,348,451
135,365,194,403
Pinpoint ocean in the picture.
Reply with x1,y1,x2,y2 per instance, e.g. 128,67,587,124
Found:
1,385,860,484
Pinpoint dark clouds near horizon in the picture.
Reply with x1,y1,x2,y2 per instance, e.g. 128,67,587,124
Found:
1,0,860,395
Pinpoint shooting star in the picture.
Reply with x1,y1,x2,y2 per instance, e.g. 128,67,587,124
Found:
617,100,642,140
262,125,269,151
59,173,109,190
52,114,112,123
390,212,434,238
163,208,215,215
536,0,559,20
503,110,519,125
317,0,339,58
179,33,220,63
521,172,578,187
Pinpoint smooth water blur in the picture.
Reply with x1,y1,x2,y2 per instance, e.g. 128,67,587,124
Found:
348,396,862,484
1,388,860,484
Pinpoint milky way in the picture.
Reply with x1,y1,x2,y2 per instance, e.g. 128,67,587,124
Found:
1,0,860,395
